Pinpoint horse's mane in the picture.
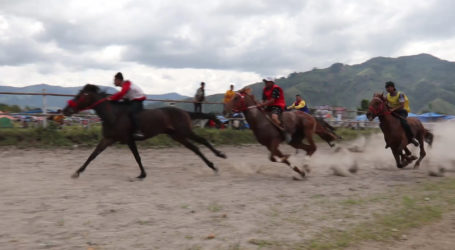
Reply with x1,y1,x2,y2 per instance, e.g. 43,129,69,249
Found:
80,84,109,97
240,87,255,94
373,92,386,101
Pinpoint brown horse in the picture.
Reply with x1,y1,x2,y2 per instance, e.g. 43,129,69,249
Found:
225,88,340,177
366,93,433,168
63,84,226,179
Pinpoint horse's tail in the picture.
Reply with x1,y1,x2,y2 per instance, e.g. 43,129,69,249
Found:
315,117,336,132
187,112,222,126
315,117,342,140
424,129,434,147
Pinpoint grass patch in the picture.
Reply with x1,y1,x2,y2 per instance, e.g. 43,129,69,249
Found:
250,178,455,250
0,126,378,148
208,202,222,212
305,178,455,250
248,239,279,248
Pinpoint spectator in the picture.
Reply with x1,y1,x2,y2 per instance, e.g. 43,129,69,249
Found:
223,84,235,116
194,82,205,113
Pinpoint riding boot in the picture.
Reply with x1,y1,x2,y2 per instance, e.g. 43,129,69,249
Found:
270,117,292,143
130,113,145,139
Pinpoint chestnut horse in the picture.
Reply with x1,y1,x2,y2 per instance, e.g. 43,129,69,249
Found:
226,88,340,177
63,84,226,179
366,93,433,168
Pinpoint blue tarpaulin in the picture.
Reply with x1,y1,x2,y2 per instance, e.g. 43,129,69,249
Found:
356,112,454,122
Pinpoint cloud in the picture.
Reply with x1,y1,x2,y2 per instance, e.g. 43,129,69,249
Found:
0,0,454,95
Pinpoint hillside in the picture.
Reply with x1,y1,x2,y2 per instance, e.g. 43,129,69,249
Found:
0,84,188,109
161,54,455,114
2,54,455,114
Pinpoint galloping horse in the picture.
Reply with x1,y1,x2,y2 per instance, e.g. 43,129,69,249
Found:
366,93,433,168
63,84,226,179
225,88,340,177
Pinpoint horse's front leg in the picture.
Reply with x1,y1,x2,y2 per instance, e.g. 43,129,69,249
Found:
127,140,147,179
72,138,114,178
268,143,305,178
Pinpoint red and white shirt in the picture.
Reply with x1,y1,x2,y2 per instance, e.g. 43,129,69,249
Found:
110,80,146,101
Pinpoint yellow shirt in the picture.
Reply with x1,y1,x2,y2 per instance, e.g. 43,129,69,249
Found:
224,90,235,104
287,100,306,110
387,92,410,112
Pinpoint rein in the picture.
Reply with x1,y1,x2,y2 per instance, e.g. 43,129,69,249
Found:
68,96,108,112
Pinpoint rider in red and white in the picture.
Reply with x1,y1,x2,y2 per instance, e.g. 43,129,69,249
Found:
108,72,146,138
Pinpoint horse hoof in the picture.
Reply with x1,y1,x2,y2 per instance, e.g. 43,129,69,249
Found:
293,166,306,177
71,172,80,179
303,164,311,173
136,173,147,179
217,152,227,159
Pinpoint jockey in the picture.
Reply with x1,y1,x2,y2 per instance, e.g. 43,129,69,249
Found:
107,72,146,139
287,94,310,113
258,77,292,142
385,81,419,146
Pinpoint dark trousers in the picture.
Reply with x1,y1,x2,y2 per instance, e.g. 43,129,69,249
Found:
194,102,202,113
393,109,414,140
129,100,144,131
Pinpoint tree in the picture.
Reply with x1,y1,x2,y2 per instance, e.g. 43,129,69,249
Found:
0,103,21,113
357,99,369,115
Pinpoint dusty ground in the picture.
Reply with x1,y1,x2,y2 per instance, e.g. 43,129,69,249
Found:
1,129,455,249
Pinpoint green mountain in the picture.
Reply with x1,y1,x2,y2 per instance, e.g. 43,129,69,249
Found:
162,53,455,114
0,84,189,110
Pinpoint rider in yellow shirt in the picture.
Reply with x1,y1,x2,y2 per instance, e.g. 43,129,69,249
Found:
385,81,419,146
287,94,310,113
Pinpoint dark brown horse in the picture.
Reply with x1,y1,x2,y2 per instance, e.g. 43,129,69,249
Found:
225,88,340,177
62,84,226,179
366,93,433,168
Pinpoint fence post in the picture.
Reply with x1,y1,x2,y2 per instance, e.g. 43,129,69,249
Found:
42,89,47,128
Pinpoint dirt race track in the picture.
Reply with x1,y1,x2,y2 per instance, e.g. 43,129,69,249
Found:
1,129,455,249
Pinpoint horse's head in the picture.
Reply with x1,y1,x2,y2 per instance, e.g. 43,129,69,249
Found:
63,84,103,116
366,93,388,121
227,88,256,113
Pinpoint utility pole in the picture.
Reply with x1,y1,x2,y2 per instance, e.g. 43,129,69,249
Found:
42,89,47,128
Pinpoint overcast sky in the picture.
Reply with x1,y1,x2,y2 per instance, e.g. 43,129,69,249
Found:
1,0,455,96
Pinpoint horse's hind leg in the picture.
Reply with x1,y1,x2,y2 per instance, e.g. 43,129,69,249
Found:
171,135,218,173
414,136,426,168
72,138,114,178
188,132,227,159
403,146,418,163
127,140,147,179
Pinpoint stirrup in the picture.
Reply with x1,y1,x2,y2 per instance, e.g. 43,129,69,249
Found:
284,133,292,143
133,131,145,139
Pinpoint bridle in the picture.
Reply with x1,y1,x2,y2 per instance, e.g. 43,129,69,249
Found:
232,92,258,113
368,96,391,117
67,93,108,113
